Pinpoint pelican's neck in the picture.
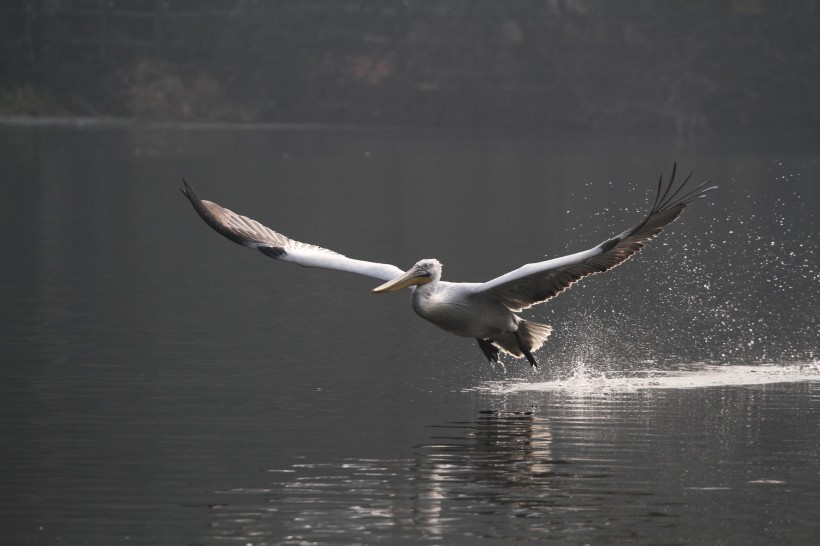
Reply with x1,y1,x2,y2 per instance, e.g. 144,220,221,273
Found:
412,278,444,300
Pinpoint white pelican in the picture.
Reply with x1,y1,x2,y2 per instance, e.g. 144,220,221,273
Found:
182,165,715,368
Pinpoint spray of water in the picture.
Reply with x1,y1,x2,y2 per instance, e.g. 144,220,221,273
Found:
479,161,819,390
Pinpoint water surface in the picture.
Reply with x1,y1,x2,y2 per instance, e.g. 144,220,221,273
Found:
0,123,817,545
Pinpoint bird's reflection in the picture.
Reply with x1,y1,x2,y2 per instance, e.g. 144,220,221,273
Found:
204,410,565,543
413,409,561,536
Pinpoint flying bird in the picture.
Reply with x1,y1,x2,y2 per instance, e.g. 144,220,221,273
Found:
182,165,715,368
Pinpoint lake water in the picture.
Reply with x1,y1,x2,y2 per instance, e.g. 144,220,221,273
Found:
0,122,818,545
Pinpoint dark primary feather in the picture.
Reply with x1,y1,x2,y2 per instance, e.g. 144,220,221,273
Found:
181,180,404,281
181,179,341,260
480,164,716,312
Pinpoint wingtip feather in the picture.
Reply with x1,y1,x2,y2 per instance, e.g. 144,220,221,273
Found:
180,178,202,205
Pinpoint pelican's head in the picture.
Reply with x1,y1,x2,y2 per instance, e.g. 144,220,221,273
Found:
371,259,442,294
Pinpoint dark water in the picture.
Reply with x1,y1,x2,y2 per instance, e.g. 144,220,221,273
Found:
0,123,818,545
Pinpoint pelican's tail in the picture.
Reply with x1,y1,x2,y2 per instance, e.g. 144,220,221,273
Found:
518,320,553,353
491,320,553,367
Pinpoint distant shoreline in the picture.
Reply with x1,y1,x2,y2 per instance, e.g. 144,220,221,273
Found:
2,117,818,149
0,116,371,131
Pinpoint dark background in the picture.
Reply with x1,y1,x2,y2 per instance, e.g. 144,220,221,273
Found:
2,0,819,134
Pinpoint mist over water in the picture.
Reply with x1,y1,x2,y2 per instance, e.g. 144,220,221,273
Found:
0,124,818,545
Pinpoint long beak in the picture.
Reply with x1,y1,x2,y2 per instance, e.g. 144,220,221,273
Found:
371,266,429,293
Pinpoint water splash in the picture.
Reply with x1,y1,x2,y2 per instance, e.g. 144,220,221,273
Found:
536,161,818,371
475,361,820,394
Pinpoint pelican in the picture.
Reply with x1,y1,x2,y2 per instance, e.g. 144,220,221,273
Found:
182,164,715,368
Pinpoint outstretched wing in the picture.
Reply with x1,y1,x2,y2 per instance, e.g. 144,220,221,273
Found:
181,180,404,282
476,164,716,312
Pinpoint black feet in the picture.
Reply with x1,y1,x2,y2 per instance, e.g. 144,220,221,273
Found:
477,335,538,368
476,338,499,363
514,330,539,368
